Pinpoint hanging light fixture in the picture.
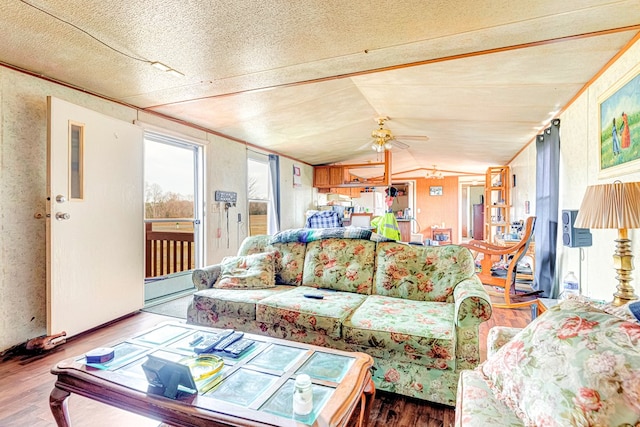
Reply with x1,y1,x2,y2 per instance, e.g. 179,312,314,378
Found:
371,117,395,152
426,165,444,179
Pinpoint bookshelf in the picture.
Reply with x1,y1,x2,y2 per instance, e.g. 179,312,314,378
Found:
484,166,511,243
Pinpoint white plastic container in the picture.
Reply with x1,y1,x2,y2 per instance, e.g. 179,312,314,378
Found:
561,271,580,299
293,374,313,416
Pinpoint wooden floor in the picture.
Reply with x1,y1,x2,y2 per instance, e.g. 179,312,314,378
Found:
0,307,531,427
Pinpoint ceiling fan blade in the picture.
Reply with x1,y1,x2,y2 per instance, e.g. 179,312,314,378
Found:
394,135,429,142
357,140,375,151
390,139,410,150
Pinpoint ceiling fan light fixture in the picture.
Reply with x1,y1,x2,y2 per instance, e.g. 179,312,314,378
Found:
426,165,444,179
368,117,396,153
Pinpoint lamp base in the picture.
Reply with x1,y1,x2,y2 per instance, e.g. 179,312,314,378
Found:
611,234,637,307
612,291,638,306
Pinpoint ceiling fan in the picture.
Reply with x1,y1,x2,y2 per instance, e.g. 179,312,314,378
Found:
361,117,427,152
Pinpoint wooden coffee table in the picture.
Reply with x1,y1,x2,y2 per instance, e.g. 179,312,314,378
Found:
50,321,375,427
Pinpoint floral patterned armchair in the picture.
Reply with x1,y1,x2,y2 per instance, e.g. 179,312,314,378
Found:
455,299,640,426
188,229,492,406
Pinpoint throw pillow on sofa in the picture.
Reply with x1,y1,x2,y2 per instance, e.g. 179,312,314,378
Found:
214,251,276,289
481,299,640,426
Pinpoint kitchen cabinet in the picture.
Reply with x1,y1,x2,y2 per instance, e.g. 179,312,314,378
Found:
314,166,330,187
313,166,348,187
398,220,412,242
313,151,392,188
484,166,510,243
329,167,346,186
332,187,361,197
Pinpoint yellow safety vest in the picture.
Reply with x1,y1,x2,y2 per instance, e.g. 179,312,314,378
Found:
371,213,401,241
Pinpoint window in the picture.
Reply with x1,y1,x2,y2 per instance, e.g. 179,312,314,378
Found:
248,157,269,235
69,122,84,200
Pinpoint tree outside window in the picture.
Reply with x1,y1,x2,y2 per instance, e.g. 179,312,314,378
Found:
248,158,269,235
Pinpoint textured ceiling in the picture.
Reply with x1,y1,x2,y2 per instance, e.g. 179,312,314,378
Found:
2,0,639,177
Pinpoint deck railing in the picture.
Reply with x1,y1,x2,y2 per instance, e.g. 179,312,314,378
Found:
145,221,195,278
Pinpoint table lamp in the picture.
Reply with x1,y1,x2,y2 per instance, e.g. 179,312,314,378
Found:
574,181,640,306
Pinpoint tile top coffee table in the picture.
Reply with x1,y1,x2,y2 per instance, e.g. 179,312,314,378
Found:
50,321,375,427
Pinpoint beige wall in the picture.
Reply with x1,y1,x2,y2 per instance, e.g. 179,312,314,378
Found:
510,37,640,301
0,67,314,352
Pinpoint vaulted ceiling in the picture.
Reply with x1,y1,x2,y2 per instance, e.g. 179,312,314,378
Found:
2,0,639,177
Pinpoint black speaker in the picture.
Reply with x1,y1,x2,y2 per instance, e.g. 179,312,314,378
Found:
562,210,592,248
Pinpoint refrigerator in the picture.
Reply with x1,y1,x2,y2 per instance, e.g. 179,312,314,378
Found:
353,192,386,217
473,203,484,240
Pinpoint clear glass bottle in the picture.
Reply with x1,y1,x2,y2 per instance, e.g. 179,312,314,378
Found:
561,271,580,299
292,374,313,416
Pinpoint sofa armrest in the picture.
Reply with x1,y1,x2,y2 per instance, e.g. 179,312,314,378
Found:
486,326,522,358
454,276,492,327
192,264,222,290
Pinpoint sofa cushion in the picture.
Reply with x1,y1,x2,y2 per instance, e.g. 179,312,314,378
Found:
270,242,306,286
481,299,640,426
193,285,295,320
455,370,524,427
256,286,367,338
215,251,276,289
302,238,376,294
238,234,272,255
237,235,307,287
374,242,475,302
343,295,456,370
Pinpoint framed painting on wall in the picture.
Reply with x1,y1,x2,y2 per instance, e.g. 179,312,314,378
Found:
429,186,443,196
598,63,640,178
293,165,302,187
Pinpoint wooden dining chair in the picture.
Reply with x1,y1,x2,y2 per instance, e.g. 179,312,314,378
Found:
461,216,540,308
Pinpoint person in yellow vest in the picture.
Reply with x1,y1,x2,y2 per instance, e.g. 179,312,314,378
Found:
370,186,401,241
371,212,401,241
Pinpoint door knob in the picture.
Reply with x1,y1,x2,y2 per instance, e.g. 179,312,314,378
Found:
55,212,70,221
56,195,67,203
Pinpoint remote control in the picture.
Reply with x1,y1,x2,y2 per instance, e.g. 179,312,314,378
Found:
224,339,255,357
213,331,244,351
303,293,324,299
188,333,204,346
193,329,234,354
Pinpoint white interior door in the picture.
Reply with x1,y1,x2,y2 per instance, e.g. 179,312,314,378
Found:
47,96,144,337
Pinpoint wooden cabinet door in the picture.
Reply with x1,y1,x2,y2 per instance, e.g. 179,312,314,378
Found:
398,221,411,242
314,166,330,187
329,167,345,186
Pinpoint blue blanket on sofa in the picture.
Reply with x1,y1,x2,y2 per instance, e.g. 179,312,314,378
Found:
270,227,390,244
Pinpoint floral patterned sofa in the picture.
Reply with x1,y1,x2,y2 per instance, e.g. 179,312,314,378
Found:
455,298,640,426
187,228,492,406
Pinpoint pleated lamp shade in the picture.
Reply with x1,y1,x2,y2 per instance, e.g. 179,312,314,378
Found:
574,181,640,230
